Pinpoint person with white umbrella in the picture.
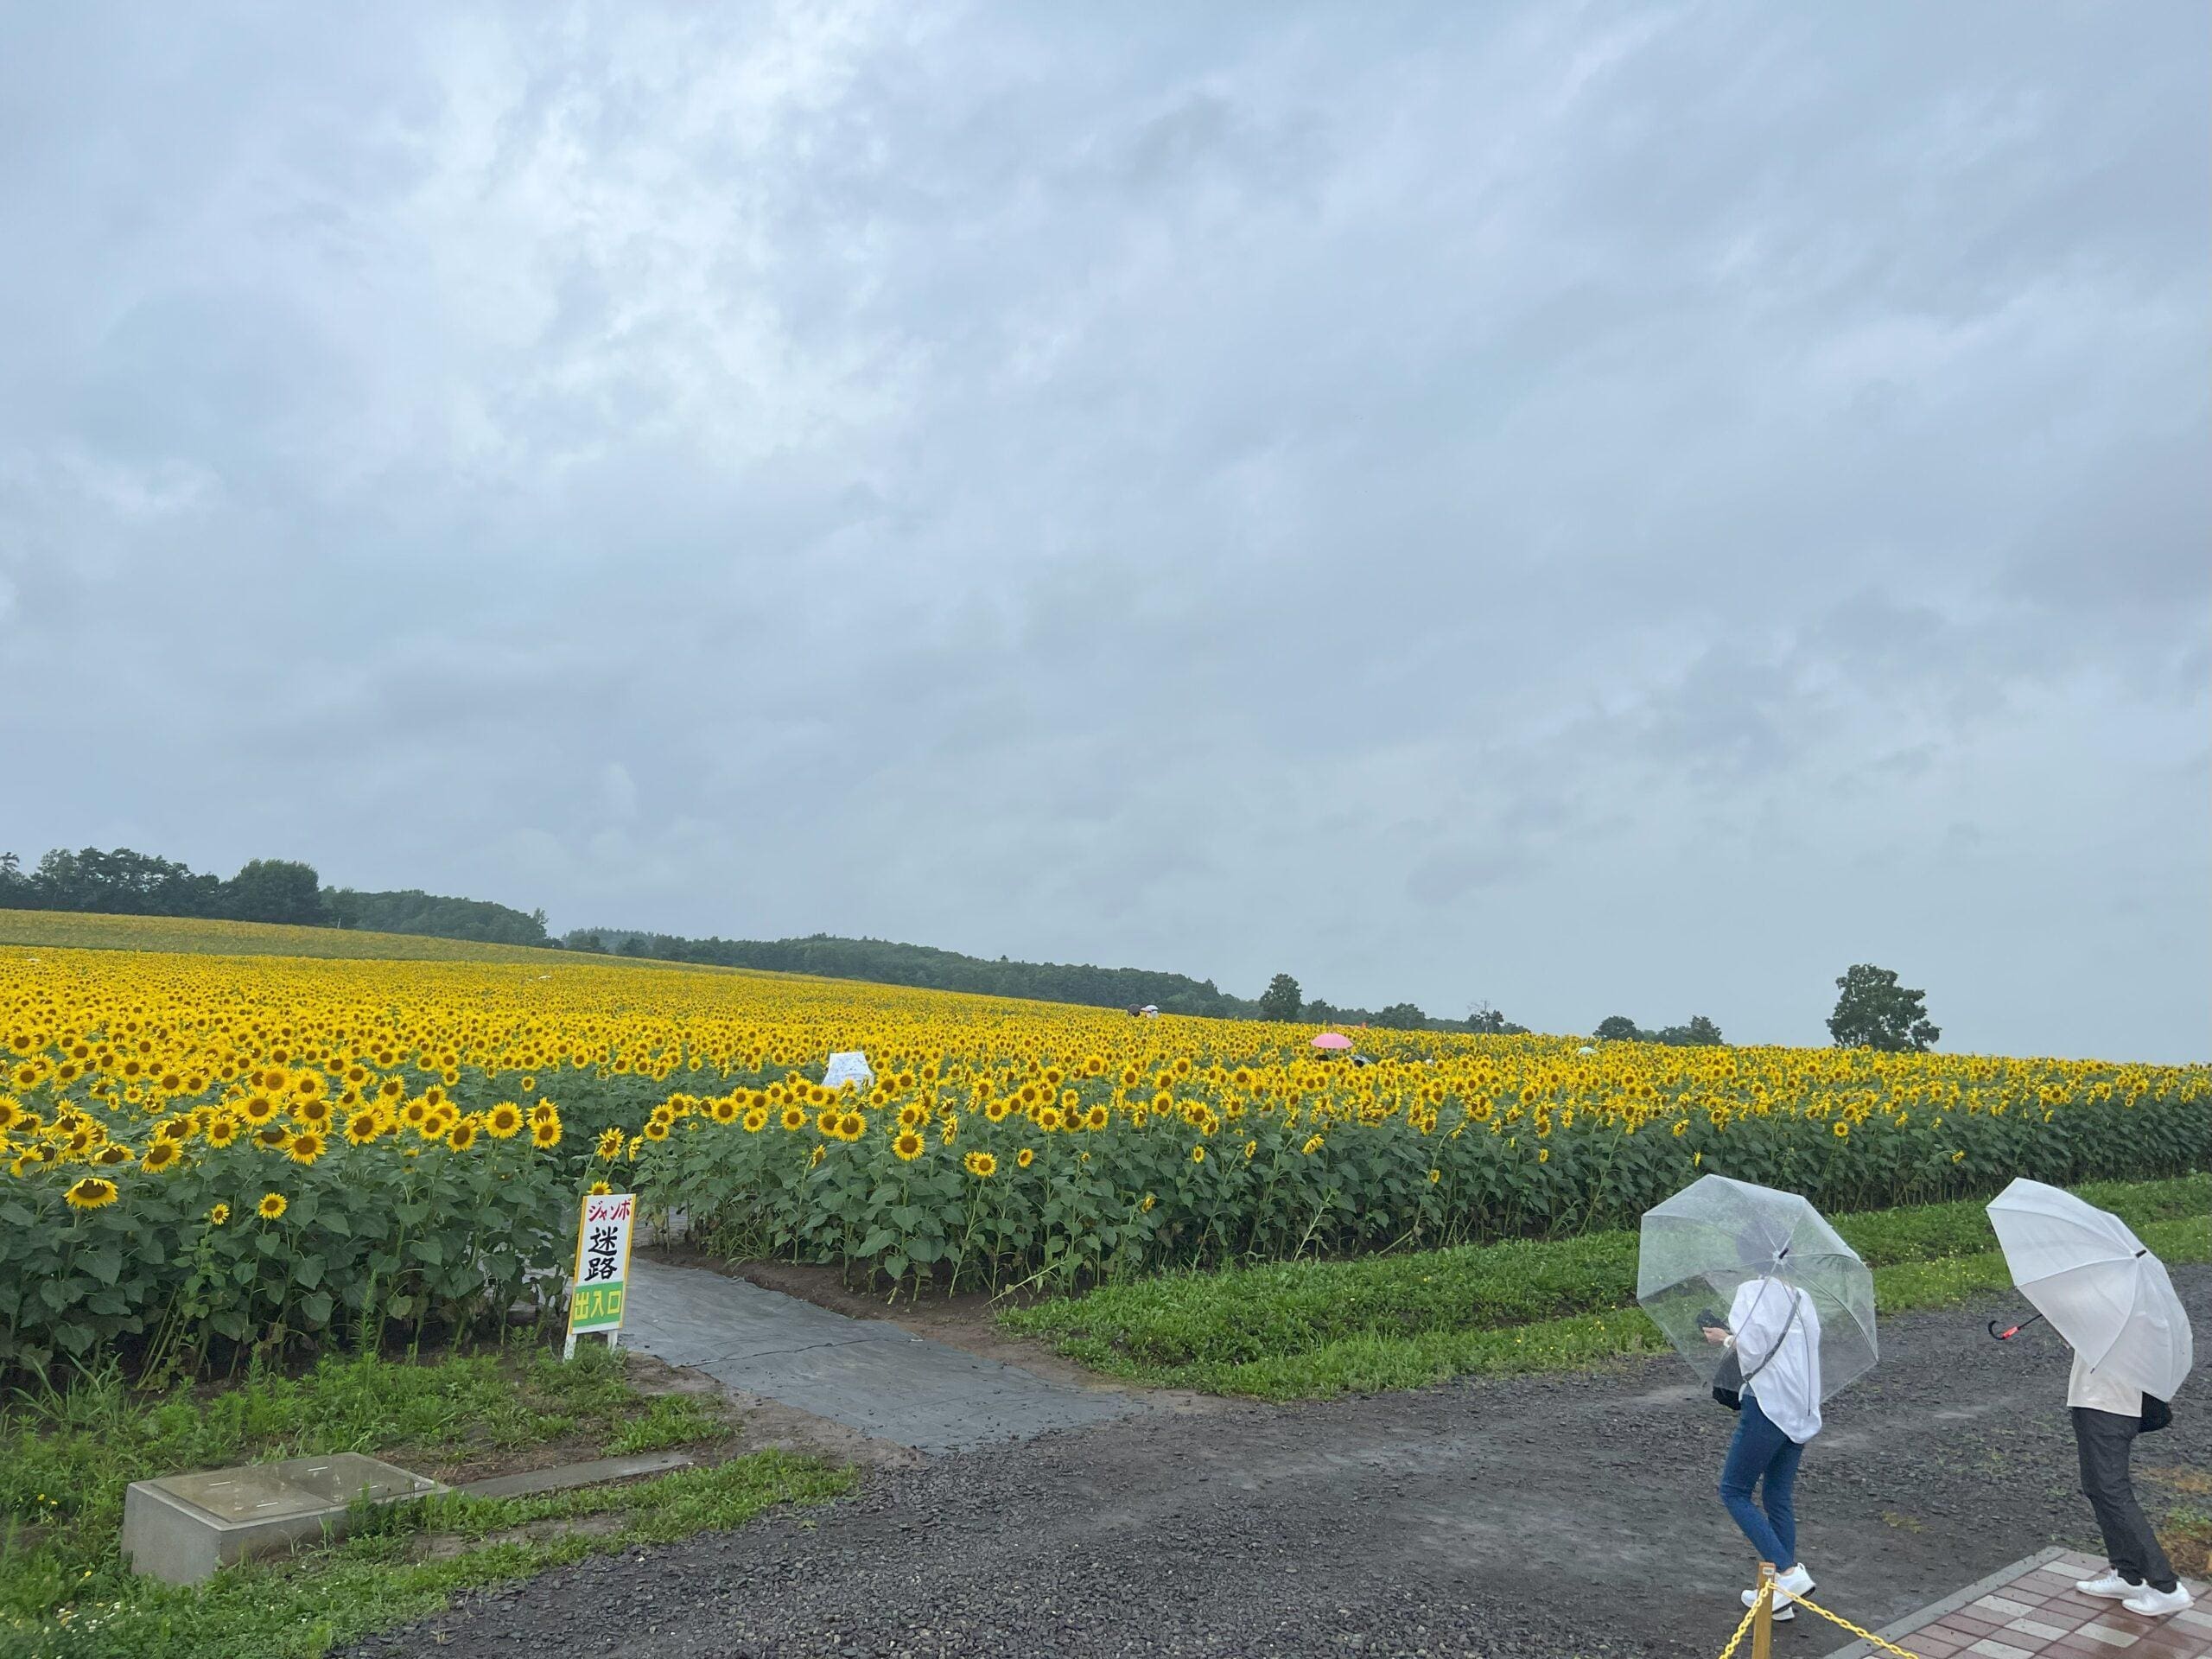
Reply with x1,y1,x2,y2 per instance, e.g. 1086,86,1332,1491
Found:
1987,1179,2196,1620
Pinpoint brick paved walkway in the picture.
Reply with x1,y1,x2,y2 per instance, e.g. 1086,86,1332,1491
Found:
1823,1547,2209,1659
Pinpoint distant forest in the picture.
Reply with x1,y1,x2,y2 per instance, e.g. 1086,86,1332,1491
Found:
0,847,550,946
564,928,1257,1019
2,844,1530,1033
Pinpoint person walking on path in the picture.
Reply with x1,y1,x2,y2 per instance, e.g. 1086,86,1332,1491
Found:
1704,1273,1823,1622
2068,1351,2193,1618
1982,1178,2195,1622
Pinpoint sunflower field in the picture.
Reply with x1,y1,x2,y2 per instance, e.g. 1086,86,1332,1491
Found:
2,917,2206,1375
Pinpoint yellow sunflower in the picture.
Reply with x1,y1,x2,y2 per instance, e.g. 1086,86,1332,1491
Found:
65,1176,119,1210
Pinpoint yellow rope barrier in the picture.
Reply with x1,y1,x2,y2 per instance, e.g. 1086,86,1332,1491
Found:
1789,1593,1925,1659
1706,1581,1928,1659
1709,1593,1764,1659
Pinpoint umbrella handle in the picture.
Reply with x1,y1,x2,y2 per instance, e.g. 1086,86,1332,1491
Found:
1987,1313,2046,1341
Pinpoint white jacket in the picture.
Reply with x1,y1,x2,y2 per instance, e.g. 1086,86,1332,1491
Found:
1731,1276,1823,1443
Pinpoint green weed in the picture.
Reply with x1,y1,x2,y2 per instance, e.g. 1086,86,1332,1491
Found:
0,1342,777,1656
1006,1175,2209,1399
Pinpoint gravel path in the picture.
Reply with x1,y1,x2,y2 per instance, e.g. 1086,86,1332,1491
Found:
347,1268,2209,1659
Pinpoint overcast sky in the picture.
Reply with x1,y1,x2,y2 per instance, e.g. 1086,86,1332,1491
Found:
3,3,2205,1060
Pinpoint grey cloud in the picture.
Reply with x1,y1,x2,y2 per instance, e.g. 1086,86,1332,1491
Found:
0,0,2204,1059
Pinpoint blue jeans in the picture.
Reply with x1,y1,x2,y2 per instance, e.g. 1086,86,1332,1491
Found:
1719,1392,1804,1569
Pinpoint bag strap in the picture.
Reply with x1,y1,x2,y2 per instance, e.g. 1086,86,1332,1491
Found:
1737,1282,1803,1389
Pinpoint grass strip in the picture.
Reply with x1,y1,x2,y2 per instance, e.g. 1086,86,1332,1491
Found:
1004,1177,2209,1401
0,1344,818,1659
22,1452,851,1659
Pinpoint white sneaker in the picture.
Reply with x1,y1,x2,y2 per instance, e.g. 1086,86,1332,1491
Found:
2121,1584,2195,1618
1741,1587,1796,1622
2077,1571,2136,1599
1741,1566,1813,1620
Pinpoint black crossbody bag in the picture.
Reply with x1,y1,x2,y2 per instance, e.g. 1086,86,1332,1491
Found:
1713,1285,1802,1414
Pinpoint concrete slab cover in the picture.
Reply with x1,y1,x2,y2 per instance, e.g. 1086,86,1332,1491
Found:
455,1451,694,1501
124,1453,441,1585
163,1453,430,1522
621,1257,1139,1454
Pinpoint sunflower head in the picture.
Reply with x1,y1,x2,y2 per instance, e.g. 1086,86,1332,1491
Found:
64,1176,119,1211
892,1130,925,1161
207,1201,231,1226
486,1103,524,1139
257,1192,288,1221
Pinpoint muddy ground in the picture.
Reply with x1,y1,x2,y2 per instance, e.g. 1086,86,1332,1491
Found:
346,1266,2209,1659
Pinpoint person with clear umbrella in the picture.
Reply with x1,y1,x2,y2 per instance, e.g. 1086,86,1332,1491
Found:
1639,1174,1878,1624
1987,1179,2196,1620
1702,1248,1824,1616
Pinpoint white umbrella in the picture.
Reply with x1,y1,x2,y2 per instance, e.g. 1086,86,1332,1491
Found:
1637,1174,1878,1400
1986,1178,2194,1402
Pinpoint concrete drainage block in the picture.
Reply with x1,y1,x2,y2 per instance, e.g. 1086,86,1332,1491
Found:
123,1452,444,1585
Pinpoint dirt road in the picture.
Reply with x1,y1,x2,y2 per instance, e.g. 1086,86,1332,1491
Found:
346,1267,2209,1659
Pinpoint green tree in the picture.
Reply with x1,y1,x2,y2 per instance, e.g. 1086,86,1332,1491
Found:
1372,1001,1427,1030
1465,1001,1528,1035
1594,1014,1642,1042
222,859,327,926
1257,973,1304,1023
1827,964,1939,1052
326,887,548,944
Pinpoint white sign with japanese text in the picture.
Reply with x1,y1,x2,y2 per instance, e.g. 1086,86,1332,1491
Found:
567,1192,635,1341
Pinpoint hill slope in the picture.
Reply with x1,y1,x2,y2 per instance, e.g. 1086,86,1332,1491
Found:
566,930,1256,1019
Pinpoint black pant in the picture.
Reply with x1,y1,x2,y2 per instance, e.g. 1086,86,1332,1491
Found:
2073,1407,2177,1593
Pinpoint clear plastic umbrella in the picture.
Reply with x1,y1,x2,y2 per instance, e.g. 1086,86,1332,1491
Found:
1637,1173,1878,1399
1986,1178,2194,1402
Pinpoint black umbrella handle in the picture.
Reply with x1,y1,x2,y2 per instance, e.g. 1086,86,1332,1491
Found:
1988,1312,2046,1341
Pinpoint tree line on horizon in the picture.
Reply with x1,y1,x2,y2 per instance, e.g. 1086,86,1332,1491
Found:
0,847,551,946
0,844,1945,1051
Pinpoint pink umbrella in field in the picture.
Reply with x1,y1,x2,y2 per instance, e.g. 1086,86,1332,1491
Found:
1311,1032,1353,1051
